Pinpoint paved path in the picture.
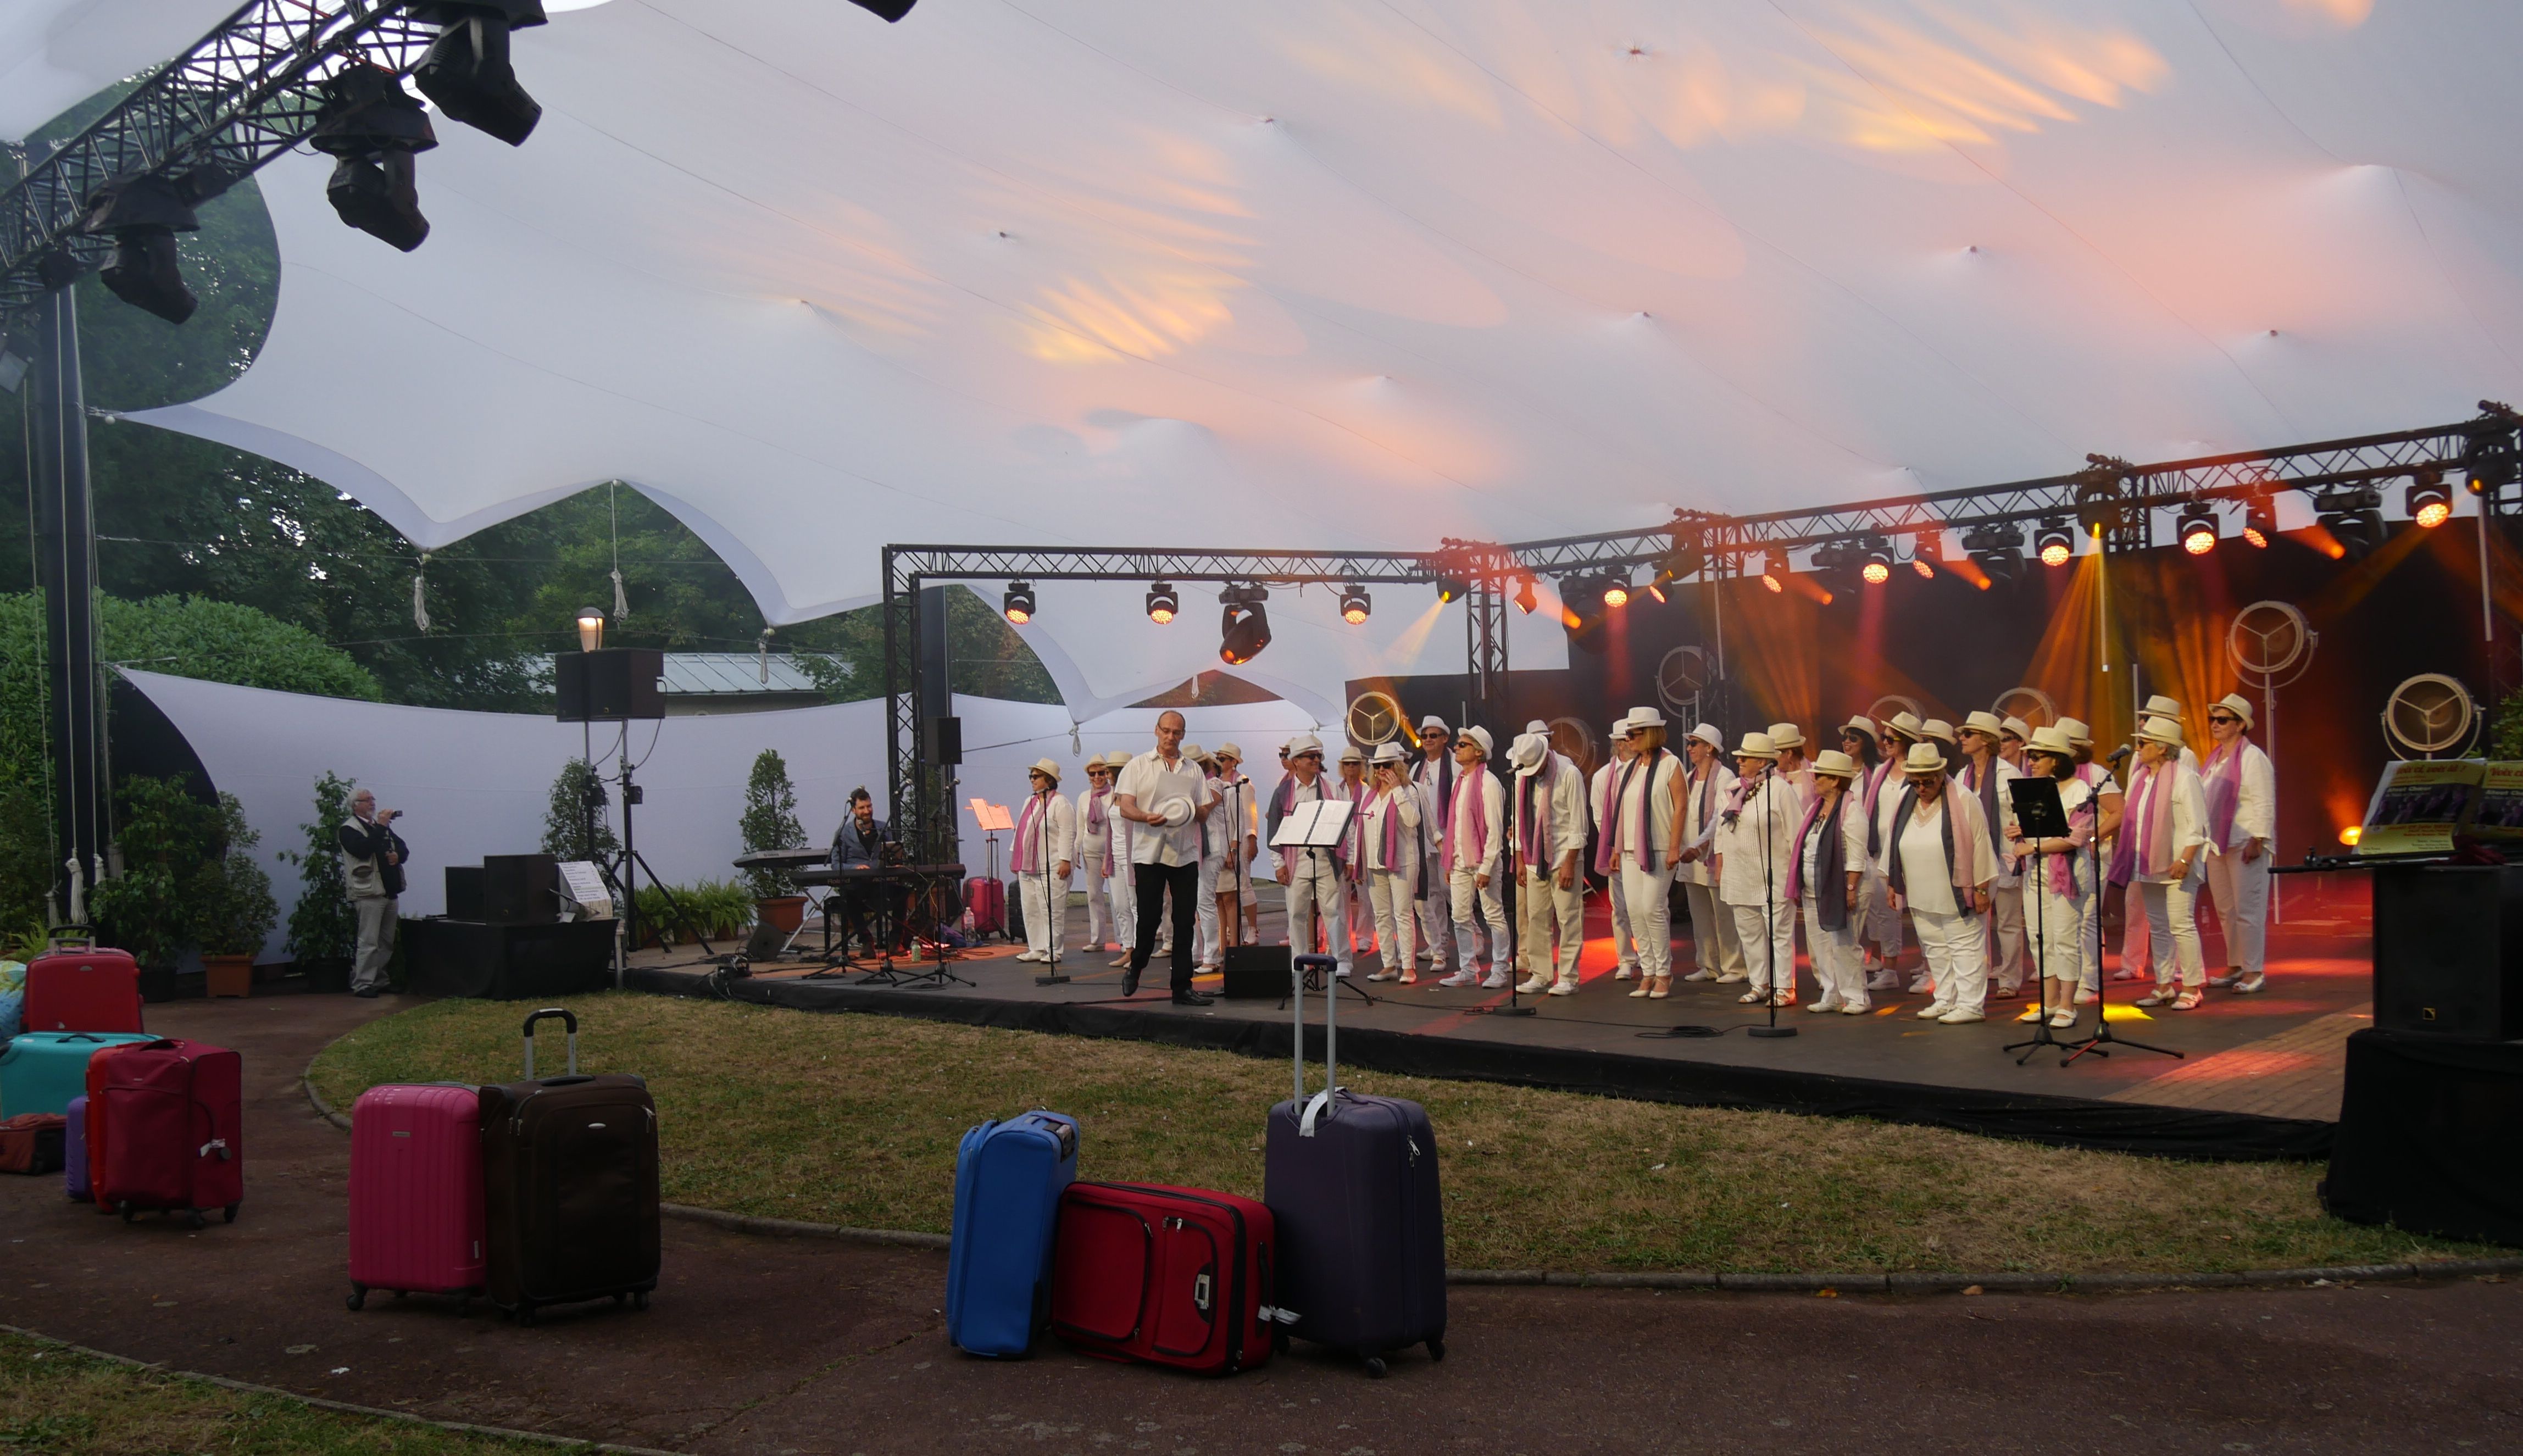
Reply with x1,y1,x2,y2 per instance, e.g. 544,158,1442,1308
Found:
3,996,2515,1454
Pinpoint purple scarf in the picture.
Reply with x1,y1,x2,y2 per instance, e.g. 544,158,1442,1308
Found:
1016,792,1047,869
1593,767,1621,877
2202,739,2246,847
1444,764,1492,871
1517,760,1557,868
2109,760,2177,886
1085,787,1109,836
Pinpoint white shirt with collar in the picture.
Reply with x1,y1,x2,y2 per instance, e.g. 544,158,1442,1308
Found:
1115,748,1215,868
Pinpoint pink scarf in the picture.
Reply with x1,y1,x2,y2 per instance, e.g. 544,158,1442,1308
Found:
1444,763,1492,871
1015,792,1047,869
1337,779,1367,880
1084,787,1109,835
1785,792,1825,902
1593,768,1621,877
2202,738,2246,846
2044,787,2095,898
1516,760,1557,868
1371,787,1410,869
2110,760,2177,884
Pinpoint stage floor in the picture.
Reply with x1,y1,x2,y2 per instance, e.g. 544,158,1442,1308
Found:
643,874,2371,1146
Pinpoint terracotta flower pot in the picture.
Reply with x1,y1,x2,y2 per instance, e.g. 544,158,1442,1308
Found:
202,953,255,999
757,896,809,934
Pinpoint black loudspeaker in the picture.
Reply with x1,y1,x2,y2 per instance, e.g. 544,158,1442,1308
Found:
2371,864,2523,1040
555,648,665,722
922,714,963,766
1221,944,1291,999
743,921,786,962
403,919,614,1000
444,865,486,921
482,853,561,925
2322,1027,2523,1246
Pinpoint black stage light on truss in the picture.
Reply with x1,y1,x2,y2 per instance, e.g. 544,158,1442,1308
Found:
1961,523,2021,584
80,174,201,323
2241,493,2277,548
1600,574,1632,610
1338,583,1372,625
310,64,438,252
2033,518,2076,568
414,2,548,147
2406,471,2454,529
847,0,920,18
1513,574,1538,614
2316,486,2386,561
1436,575,1469,603
1002,580,1035,625
1760,547,1788,593
1144,581,1179,624
2176,503,2220,555
1857,538,1894,587
1219,584,1271,664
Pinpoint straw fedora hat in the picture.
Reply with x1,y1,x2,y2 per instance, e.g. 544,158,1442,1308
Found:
1736,731,1780,760
2214,692,2255,729
1766,721,1808,751
1922,717,1957,744
1841,714,1878,738
1812,749,1859,779
1901,742,1948,775
2026,725,2077,759
2136,715,2185,749
1886,711,1925,740
1028,758,1063,782
1961,710,2006,737
2057,716,2093,747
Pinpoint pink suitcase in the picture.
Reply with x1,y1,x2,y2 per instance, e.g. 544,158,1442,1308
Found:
347,1083,486,1310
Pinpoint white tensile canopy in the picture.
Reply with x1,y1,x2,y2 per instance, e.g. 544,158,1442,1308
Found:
12,1,2523,721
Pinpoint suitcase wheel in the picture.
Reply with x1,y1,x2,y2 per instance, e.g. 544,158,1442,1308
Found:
187,1209,207,1231
1271,1329,1289,1357
631,1291,650,1312
1427,1337,1445,1362
118,1202,133,1223
347,1285,367,1312
515,1307,538,1328
1363,1355,1388,1379
223,1203,238,1224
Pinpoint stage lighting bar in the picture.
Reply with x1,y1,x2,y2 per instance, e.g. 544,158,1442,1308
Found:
2314,486,2386,561
1601,575,1632,609
1219,583,1271,664
2242,494,2277,548
2407,472,2453,529
1002,580,1035,625
2176,504,2219,555
2034,519,2076,568
1960,523,2022,585
1338,583,1372,624
1436,576,1469,603
1144,581,1179,625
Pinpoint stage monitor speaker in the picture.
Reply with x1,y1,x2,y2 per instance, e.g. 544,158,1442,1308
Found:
404,918,614,1000
481,853,561,925
1221,944,1291,999
743,921,786,962
555,648,665,723
922,714,962,766
2371,864,2523,1040
444,864,485,922
2322,1027,2523,1246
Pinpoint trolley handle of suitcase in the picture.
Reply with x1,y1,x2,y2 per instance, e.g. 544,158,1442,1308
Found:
1291,953,1340,1136
521,1008,580,1080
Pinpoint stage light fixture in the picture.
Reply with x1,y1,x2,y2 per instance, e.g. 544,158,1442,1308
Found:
1436,576,1469,603
1961,523,2021,585
2242,494,2277,548
2407,473,2453,529
1760,548,1788,593
413,2,547,148
2315,486,2386,561
1513,575,1538,614
310,63,437,252
1002,581,1035,625
1219,585,1271,665
1338,583,1372,625
2176,504,2219,555
79,174,203,324
2034,518,2075,568
1601,575,1632,610
1144,582,1179,625
575,605,605,653
1858,539,1894,586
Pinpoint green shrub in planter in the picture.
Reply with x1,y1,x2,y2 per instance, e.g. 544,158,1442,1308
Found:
738,749,807,899
194,796,278,958
277,770,358,968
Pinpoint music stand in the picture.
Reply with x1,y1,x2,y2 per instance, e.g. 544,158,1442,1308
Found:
1271,800,1374,1006
2000,776,2072,1064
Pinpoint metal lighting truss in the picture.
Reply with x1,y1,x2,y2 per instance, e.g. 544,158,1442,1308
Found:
0,1,442,327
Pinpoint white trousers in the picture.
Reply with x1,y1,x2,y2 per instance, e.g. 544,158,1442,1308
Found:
1416,865,1457,971
2202,849,2270,976
1606,867,1639,970
1729,899,1797,996
1287,851,1354,975
1619,862,1679,977
1681,880,1744,976
1986,881,2025,990
1079,857,1112,949
1017,873,1064,958
2026,878,2089,991
1367,868,1417,974
1518,866,1585,983
1196,855,1222,964
1913,905,1988,1014
1448,865,1510,972
2137,876,2207,990
1860,871,1904,962
1108,861,1135,954
2080,885,2103,992
1801,899,1865,1008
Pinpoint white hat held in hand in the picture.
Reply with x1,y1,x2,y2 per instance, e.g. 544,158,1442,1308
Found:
1509,732,1548,774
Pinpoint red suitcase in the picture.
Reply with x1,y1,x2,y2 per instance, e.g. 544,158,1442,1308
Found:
348,1084,486,1310
965,877,1007,938
1049,1182,1284,1376
24,936,143,1034
86,1038,243,1227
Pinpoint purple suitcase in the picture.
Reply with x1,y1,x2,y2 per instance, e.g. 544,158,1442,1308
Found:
1261,954,1446,1376
65,1093,90,1201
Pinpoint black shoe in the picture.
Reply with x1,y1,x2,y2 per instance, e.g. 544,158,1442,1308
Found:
352,986,379,999
1171,991,1214,1007
1121,965,1142,997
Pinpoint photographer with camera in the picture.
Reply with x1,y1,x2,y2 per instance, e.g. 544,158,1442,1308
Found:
338,787,410,999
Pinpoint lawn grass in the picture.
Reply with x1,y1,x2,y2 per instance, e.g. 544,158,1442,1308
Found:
306,993,2495,1277
0,1331,547,1455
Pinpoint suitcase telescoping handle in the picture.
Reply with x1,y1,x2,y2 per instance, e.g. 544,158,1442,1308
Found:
521,1007,579,1079
1291,952,1338,1136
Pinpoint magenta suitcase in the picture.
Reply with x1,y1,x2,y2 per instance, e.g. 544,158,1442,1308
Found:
965,877,1007,938
24,937,143,1033
347,1083,486,1310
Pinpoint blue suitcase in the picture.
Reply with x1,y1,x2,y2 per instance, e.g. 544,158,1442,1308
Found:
66,1094,91,1201
0,1031,157,1118
946,1110,1078,1357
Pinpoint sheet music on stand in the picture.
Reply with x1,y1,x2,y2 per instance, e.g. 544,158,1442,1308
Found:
968,798,1014,833
1268,798,1353,849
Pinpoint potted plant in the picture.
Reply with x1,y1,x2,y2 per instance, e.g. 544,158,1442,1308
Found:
194,794,277,998
93,774,223,998
277,771,358,989
739,749,809,933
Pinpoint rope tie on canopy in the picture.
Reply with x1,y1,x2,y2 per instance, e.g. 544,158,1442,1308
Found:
609,481,629,620
411,551,431,632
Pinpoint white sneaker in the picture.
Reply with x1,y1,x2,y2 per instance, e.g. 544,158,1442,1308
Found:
2110,967,2141,982
1480,971,1510,990
1916,1002,1952,1020
2072,988,2098,1005
1715,971,1749,984
1439,970,1480,988
1515,975,1552,995
1015,950,1045,963
1681,968,1717,982
1808,995,1843,1014
1614,966,1635,981
1839,999,1871,1015
1937,1008,1985,1025
1907,974,1931,994
1367,969,1397,982
1866,970,1901,992
1547,979,1579,997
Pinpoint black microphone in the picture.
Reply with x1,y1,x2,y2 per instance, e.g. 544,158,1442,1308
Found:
2105,745,2133,764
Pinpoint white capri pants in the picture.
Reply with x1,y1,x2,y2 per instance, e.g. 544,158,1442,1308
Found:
1912,904,1988,1015
2136,873,2207,991
1987,881,2025,990
1619,861,1679,978
1800,898,1865,1008
1080,857,1112,949
2202,848,2270,977
1729,898,1798,997
1682,880,1745,976
2027,879,2091,991
1017,872,1065,958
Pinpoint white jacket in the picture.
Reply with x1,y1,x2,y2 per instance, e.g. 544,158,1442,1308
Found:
1014,789,1075,877
1719,769,1805,907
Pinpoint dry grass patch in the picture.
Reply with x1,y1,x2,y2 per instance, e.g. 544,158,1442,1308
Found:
306,993,2493,1276
0,1331,543,1455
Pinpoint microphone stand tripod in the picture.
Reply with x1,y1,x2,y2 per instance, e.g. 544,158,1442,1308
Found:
1748,762,1796,1038
2060,780,2181,1066
2002,778,2072,1064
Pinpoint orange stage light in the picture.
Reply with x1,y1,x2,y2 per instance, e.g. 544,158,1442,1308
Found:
1762,572,1784,593
2415,499,2452,529
2338,825,2362,846
1860,560,1891,585
1603,583,1630,609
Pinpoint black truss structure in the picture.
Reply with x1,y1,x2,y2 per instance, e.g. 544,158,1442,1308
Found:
0,1,443,327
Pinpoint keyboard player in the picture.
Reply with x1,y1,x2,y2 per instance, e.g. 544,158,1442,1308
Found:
830,787,905,954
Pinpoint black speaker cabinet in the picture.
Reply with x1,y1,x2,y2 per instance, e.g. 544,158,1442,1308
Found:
482,853,561,925
555,648,665,723
403,918,614,1000
444,864,486,922
2372,864,2523,1040
921,713,963,766
1221,944,1292,999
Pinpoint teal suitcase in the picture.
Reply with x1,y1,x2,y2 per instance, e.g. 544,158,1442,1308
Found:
0,1031,155,1118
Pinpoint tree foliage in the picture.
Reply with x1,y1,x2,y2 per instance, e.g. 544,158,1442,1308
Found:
277,770,358,964
738,749,806,898
542,759,620,865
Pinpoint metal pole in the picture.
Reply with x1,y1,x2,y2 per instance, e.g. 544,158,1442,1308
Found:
2481,486,2496,644
28,282,105,925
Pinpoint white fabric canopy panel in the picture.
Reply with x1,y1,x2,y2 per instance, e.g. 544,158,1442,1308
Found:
23,2,2523,719
125,669,1315,958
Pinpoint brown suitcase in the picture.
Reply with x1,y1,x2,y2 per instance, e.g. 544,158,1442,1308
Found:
0,1113,68,1175
478,1009,660,1326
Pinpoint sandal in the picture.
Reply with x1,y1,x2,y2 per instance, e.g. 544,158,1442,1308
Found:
1629,980,1653,998
2231,973,2267,994
1646,977,1671,1000
2170,989,2204,1011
